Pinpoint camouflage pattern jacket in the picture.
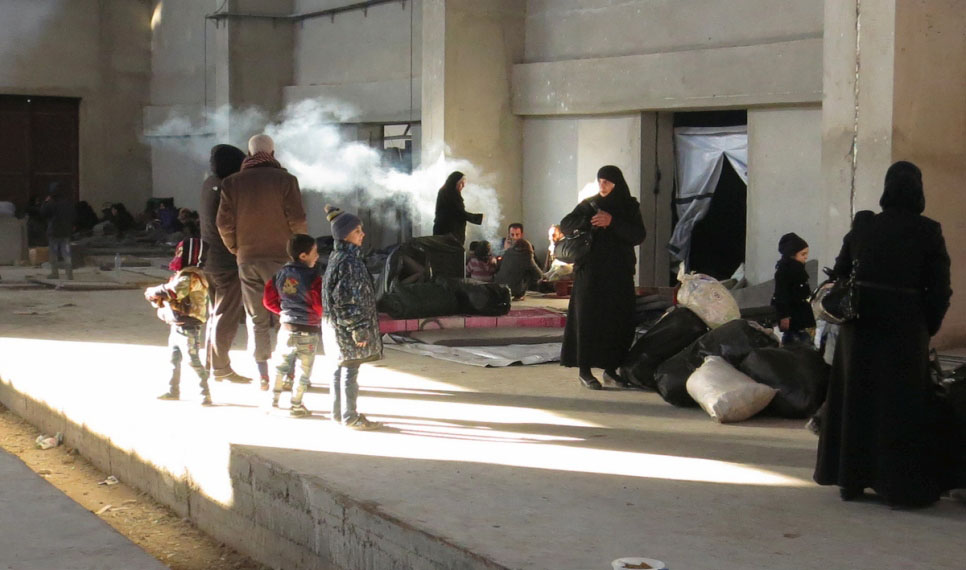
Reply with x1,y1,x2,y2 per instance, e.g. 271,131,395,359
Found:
145,266,209,327
321,241,382,365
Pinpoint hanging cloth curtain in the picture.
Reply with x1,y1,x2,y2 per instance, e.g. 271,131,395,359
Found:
668,126,748,266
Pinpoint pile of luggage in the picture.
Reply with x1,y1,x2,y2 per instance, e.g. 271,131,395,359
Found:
620,271,830,423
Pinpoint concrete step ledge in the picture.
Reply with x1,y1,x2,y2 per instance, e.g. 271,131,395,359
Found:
0,380,507,570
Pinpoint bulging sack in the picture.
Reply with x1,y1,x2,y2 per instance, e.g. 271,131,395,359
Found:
620,306,708,389
654,319,779,407
738,346,829,418
687,356,777,423
676,266,740,329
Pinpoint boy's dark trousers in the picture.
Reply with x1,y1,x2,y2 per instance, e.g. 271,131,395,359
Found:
169,325,210,396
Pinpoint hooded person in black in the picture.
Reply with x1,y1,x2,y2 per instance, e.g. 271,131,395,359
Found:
200,144,251,384
814,160,958,508
771,232,815,346
559,165,646,389
432,171,483,245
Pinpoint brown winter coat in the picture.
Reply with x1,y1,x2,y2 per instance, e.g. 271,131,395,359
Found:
216,166,307,263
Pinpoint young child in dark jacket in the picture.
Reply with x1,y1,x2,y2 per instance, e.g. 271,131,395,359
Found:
771,232,816,346
144,238,212,404
321,205,382,430
262,234,322,416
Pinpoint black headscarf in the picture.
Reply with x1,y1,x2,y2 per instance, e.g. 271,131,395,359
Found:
441,171,465,194
880,160,925,214
210,144,246,180
595,165,633,211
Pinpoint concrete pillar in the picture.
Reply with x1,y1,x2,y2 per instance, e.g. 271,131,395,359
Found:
420,0,525,235
639,112,675,287
892,1,966,347
822,0,966,346
211,0,294,142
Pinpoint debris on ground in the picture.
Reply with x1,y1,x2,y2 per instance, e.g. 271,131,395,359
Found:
35,432,63,450
99,475,119,486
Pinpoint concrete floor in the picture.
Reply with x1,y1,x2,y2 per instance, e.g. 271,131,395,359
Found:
0,447,167,569
0,272,963,569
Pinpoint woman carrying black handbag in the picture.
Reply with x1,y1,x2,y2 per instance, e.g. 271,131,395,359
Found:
814,161,957,508
559,165,646,389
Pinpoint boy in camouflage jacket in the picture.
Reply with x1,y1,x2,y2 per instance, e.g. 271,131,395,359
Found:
321,205,382,430
144,238,212,404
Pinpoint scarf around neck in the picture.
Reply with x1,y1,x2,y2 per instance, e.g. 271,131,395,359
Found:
241,152,282,171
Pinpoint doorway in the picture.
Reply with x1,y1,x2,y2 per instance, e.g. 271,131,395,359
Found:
0,95,79,212
670,111,748,281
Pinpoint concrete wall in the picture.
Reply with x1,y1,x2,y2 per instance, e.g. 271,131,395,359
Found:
289,0,421,123
0,0,152,210
522,114,642,273
147,0,294,211
514,0,823,115
892,0,966,347
421,0,525,237
146,0,221,210
746,107,824,285
524,0,822,63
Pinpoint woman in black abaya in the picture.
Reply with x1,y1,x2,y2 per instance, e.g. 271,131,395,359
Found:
814,161,956,508
560,165,646,389
432,171,483,245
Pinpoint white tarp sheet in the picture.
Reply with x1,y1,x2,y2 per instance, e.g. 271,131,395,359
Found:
384,334,560,367
669,126,748,265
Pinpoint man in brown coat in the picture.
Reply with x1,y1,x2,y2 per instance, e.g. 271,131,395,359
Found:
217,134,308,389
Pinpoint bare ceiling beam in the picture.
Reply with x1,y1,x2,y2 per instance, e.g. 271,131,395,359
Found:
206,0,405,23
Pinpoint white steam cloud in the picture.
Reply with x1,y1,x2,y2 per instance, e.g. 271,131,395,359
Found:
145,98,503,242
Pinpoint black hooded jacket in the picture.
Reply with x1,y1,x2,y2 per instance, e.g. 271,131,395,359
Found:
200,145,246,272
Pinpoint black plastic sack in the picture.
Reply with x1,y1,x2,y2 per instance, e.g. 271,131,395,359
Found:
653,354,698,407
454,281,512,316
620,307,708,389
692,320,779,364
404,235,466,279
654,319,779,407
738,347,829,418
376,281,460,319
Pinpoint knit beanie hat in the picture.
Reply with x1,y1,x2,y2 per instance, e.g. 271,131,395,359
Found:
325,204,362,241
169,238,206,271
778,232,808,258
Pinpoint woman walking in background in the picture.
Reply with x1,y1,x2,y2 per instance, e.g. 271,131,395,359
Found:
560,165,646,390
814,161,958,508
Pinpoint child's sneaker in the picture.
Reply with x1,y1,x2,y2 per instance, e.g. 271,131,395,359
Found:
289,403,311,418
201,395,213,406
259,377,270,391
157,391,180,401
344,414,382,431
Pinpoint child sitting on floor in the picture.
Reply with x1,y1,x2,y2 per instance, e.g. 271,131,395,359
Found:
144,238,212,404
466,240,497,282
262,234,323,416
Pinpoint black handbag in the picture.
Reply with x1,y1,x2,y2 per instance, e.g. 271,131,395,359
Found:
554,230,593,264
812,260,859,324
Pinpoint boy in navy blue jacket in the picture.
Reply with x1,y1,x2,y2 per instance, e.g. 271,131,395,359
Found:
263,234,322,416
